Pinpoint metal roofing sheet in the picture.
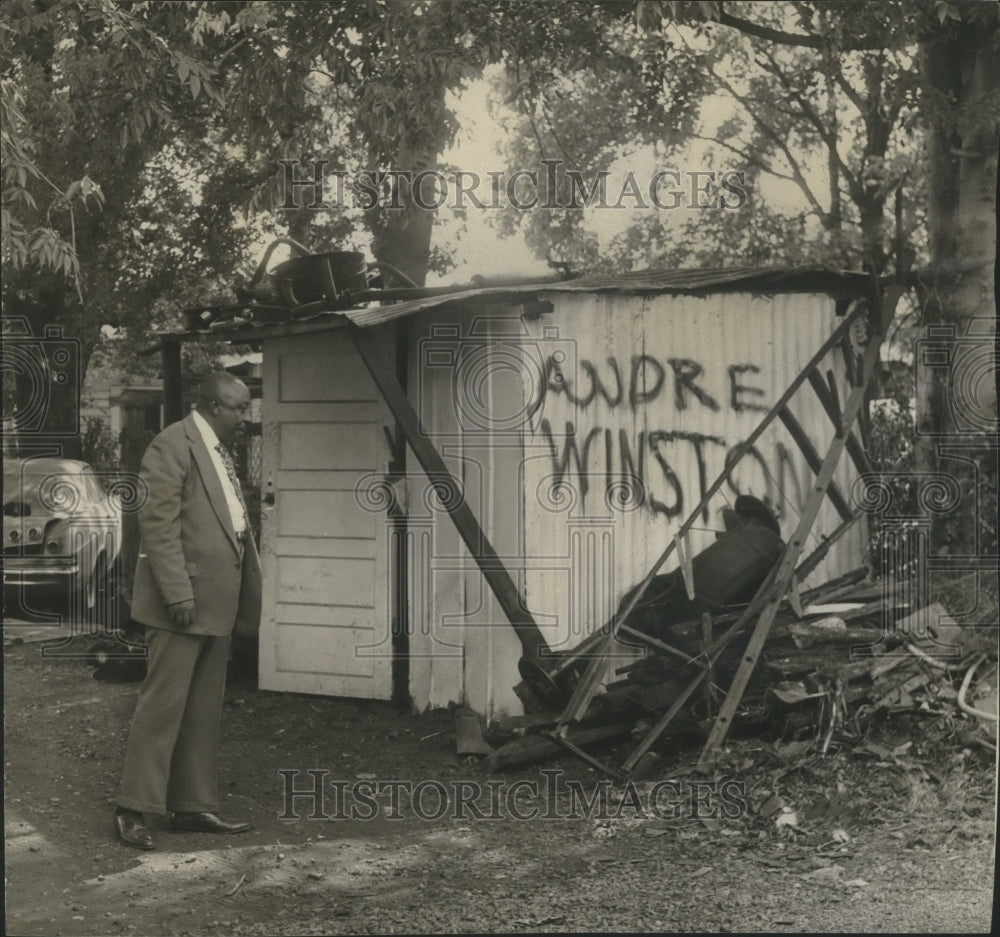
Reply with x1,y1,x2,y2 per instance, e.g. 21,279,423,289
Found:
170,265,881,341
343,265,877,328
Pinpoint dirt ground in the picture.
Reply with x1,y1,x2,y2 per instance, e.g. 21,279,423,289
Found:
3,618,997,936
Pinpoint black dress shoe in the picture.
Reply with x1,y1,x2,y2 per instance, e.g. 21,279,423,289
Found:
114,807,155,850
168,811,253,834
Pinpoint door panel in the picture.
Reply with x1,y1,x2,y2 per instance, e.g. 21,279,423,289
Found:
259,330,393,698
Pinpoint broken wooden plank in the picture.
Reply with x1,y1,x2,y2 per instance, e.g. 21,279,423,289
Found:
554,633,616,729
675,529,695,600
763,654,887,682
772,619,894,649
488,711,561,735
485,720,635,771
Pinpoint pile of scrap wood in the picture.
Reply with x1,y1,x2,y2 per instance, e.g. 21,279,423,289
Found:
481,572,998,776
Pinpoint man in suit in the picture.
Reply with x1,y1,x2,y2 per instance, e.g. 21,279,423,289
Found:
114,371,261,850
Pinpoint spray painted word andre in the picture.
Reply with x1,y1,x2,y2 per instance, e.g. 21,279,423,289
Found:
530,353,811,520
533,354,769,414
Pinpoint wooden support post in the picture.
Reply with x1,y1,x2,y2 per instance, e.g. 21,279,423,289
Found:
161,337,184,426
346,324,550,669
696,326,883,767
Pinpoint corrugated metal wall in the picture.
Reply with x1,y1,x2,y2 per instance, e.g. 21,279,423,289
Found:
406,291,865,718
405,309,527,717
519,292,862,680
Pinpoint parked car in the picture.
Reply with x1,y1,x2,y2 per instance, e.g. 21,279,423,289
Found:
3,457,123,626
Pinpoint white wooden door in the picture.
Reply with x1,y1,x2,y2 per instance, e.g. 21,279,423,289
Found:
259,329,393,698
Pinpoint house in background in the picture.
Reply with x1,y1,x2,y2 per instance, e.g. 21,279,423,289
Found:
80,362,164,456
81,351,263,474
159,267,882,721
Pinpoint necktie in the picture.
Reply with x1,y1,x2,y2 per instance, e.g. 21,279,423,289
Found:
216,443,248,527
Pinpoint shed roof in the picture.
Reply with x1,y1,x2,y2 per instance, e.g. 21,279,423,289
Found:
167,264,883,344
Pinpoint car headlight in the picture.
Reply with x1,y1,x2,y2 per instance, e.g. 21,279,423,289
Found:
8,529,20,543
46,538,63,553
28,526,41,541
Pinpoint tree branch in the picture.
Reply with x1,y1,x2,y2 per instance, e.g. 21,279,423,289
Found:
716,9,884,51
688,133,798,185
710,67,829,221
832,69,866,115
758,49,860,199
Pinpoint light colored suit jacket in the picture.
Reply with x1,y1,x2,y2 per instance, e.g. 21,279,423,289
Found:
130,413,262,637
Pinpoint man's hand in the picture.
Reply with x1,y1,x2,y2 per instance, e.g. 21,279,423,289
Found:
168,599,195,629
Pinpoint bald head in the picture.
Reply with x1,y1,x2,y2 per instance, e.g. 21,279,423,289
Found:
198,371,246,406
195,371,251,445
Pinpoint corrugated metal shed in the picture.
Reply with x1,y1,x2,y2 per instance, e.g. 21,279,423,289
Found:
168,263,881,718
398,289,869,716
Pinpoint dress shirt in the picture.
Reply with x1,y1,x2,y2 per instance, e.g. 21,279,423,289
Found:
191,410,247,535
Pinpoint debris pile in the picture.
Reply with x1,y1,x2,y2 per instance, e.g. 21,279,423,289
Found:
478,572,998,777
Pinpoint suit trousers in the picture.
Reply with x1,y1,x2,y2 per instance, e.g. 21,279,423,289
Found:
117,627,231,815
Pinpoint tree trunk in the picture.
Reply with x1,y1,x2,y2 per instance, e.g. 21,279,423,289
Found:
916,23,999,559
368,140,439,289
365,76,448,289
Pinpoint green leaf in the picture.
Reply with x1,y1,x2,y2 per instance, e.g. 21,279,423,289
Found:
935,1,962,25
